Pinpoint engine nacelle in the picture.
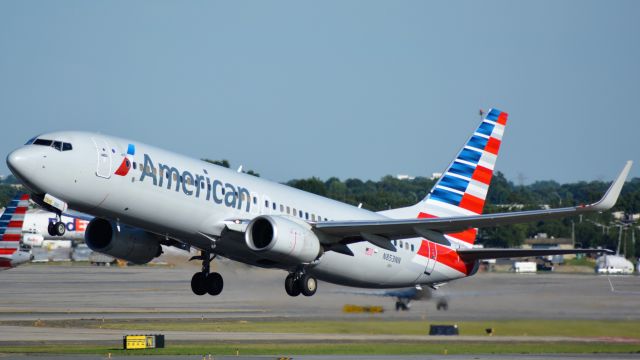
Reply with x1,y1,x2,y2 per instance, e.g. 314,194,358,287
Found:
245,215,321,265
84,218,161,265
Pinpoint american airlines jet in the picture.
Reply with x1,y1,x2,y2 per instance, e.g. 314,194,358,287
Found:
5,109,630,296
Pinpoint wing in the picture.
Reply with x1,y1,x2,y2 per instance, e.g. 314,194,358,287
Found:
457,248,613,261
313,161,632,247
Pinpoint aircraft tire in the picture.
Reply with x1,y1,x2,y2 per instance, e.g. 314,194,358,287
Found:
54,222,66,236
47,222,56,236
206,272,224,296
299,274,317,297
191,272,207,296
284,274,300,297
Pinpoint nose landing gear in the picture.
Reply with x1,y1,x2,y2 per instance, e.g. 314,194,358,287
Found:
47,216,66,237
190,251,223,296
285,271,317,297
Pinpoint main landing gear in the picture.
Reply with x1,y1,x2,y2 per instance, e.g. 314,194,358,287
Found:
190,251,223,296
284,271,317,297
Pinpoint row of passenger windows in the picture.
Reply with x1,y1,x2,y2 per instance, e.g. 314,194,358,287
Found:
26,137,73,151
392,240,415,252
131,161,328,222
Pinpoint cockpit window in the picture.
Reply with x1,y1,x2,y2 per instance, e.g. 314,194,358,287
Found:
33,139,53,146
25,137,37,145
30,138,73,151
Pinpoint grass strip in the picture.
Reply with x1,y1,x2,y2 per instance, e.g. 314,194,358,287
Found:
44,319,640,339
1,341,639,356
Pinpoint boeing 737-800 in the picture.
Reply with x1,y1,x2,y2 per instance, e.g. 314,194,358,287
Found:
5,109,630,296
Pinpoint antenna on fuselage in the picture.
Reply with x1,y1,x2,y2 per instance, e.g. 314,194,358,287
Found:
237,165,243,173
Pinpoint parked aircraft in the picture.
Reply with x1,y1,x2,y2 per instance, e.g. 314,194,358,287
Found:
21,208,89,246
6,109,628,296
0,194,32,270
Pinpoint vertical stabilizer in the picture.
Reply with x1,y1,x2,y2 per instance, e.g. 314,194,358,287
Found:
0,193,29,269
381,108,508,248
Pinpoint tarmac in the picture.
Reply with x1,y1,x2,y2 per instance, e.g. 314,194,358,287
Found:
0,261,638,322
0,261,638,356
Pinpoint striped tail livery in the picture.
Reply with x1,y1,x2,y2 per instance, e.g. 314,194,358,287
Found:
0,193,32,270
416,108,507,248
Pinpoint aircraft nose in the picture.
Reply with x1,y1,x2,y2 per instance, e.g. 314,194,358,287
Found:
7,148,27,177
6,147,39,183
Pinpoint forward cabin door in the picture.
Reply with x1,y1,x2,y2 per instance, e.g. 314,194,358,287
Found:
92,137,112,179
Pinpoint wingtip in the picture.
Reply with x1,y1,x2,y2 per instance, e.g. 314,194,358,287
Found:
590,161,633,211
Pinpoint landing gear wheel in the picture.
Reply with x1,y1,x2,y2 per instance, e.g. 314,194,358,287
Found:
47,222,55,236
206,272,224,296
191,272,207,296
285,274,301,297
53,222,66,236
299,274,317,297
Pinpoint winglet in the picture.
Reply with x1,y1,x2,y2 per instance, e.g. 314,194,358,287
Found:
590,161,633,211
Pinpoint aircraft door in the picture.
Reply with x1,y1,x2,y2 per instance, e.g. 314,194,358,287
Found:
424,241,438,275
92,137,112,179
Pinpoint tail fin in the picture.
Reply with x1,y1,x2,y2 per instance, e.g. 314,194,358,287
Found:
0,193,29,254
416,108,507,247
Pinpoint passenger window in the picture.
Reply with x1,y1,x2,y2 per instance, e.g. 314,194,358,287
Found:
287,206,291,214
293,208,297,216
305,212,309,220
411,244,415,252
62,143,72,151
299,210,303,218
311,214,316,221
280,204,284,212
253,197,257,205
272,203,276,210
265,200,269,207
133,162,137,170
399,241,403,248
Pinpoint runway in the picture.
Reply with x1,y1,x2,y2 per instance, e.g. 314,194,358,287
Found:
0,261,638,322
0,262,638,356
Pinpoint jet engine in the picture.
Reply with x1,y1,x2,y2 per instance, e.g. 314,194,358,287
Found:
85,218,161,265
245,215,322,265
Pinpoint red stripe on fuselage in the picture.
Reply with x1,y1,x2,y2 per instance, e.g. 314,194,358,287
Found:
434,242,476,275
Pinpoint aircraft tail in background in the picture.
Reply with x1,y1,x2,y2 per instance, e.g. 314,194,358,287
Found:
0,193,32,270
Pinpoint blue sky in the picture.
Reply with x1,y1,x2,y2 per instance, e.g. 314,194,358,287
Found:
1,1,638,184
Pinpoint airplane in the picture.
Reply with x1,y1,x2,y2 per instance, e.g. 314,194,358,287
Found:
21,207,89,246
5,108,629,296
0,194,33,270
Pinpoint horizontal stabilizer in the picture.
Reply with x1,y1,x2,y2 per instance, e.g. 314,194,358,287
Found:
457,248,613,261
